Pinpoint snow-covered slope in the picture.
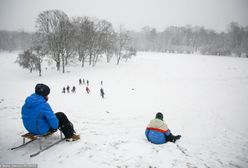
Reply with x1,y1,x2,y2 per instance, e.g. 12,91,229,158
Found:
0,51,248,168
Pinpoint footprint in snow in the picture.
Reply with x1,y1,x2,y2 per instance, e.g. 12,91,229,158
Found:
186,162,197,168
176,144,192,157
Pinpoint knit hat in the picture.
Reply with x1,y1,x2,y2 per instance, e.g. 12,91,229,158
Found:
35,83,50,97
155,112,163,120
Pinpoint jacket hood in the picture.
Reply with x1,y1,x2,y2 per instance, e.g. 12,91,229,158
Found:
24,93,46,107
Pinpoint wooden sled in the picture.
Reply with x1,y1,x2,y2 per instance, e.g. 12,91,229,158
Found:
11,130,65,157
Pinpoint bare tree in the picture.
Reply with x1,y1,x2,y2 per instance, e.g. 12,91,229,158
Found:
31,33,48,76
72,17,115,67
92,19,115,66
227,22,245,57
116,26,130,65
16,49,41,76
242,26,248,57
86,19,98,66
105,32,116,63
62,19,75,66
72,16,92,67
35,10,70,73
59,17,74,73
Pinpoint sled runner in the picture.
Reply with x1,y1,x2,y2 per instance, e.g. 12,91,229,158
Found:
11,130,65,157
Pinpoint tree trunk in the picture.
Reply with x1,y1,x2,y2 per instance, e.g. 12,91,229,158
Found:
117,49,122,65
117,45,122,65
56,53,60,71
89,52,92,66
65,56,68,65
78,49,82,61
65,50,70,65
38,64,41,77
117,55,121,65
106,54,111,63
62,53,65,73
56,61,60,71
38,57,42,77
82,55,85,67
93,53,98,66
81,52,85,67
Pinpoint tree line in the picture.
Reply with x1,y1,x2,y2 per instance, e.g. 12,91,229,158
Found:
0,10,247,76
0,30,32,51
131,23,248,57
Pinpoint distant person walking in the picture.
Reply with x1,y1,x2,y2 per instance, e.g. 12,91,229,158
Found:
83,79,85,85
100,88,105,98
71,86,76,93
79,78,82,85
62,87,66,93
86,80,89,86
101,80,103,85
66,85,70,93
86,86,90,94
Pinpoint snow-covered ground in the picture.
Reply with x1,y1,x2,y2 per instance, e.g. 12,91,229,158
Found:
0,51,248,168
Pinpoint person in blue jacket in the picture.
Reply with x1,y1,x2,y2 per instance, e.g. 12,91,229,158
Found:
21,83,80,141
145,112,181,144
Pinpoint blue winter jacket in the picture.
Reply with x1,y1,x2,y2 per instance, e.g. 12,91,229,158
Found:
145,129,170,144
21,93,59,135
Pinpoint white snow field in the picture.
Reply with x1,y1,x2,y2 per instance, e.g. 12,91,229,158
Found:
0,51,248,168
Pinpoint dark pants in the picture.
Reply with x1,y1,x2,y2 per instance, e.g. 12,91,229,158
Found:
55,112,75,138
166,133,181,143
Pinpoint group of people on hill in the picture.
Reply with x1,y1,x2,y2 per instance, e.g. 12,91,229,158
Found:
79,78,90,86
62,85,76,93
21,83,180,143
79,78,91,95
61,78,105,98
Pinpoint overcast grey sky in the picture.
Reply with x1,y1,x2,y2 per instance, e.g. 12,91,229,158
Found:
0,0,248,32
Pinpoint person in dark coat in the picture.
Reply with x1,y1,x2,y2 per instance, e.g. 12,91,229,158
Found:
66,85,70,93
62,87,66,93
71,86,76,93
86,80,89,86
145,112,181,144
21,83,80,141
100,88,105,98
79,78,82,85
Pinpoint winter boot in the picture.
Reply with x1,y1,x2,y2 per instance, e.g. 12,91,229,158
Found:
175,135,181,140
167,134,181,143
66,134,80,142
172,135,181,143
